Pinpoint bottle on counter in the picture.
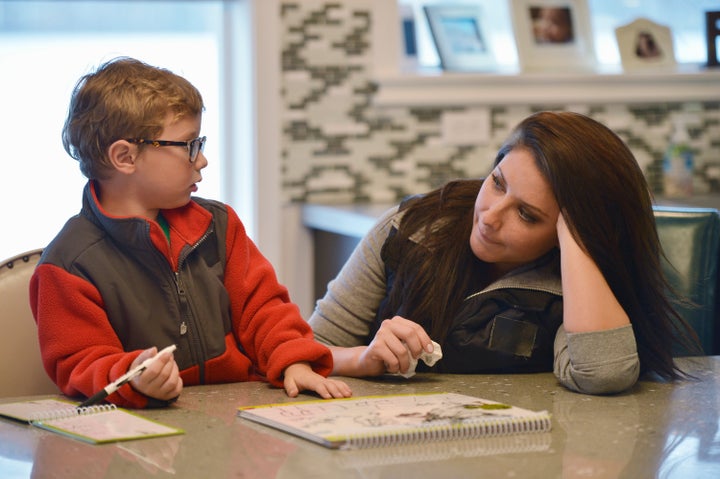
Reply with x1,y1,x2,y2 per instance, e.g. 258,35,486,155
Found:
662,119,694,198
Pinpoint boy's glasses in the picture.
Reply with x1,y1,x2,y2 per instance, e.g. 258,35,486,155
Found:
126,136,206,163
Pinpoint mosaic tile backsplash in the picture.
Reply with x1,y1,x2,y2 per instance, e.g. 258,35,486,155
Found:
280,0,720,204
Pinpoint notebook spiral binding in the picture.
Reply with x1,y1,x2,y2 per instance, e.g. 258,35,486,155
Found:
28,403,117,422
344,414,552,449
338,432,552,466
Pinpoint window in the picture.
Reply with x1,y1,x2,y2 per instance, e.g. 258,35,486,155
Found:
400,0,718,69
0,0,252,261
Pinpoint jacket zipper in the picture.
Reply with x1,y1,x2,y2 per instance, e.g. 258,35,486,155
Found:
465,284,563,302
173,229,213,384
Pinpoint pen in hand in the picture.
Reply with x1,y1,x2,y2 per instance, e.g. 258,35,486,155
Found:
77,344,177,409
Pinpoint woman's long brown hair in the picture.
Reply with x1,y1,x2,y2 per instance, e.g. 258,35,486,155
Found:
381,111,700,379
379,179,486,344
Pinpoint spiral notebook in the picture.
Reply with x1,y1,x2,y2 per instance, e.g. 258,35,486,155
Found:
237,392,551,450
0,398,184,444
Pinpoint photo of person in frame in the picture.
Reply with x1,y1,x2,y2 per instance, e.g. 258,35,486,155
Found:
530,6,574,44
635,31,662,59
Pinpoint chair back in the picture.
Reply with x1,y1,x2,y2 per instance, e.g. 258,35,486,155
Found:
654,206,720,355
0,249,59,397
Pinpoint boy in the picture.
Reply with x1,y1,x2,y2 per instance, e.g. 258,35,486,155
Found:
30,57,351,408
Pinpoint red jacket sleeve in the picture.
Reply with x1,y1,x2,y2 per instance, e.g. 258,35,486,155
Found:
29,265,150,408
221,205,333,386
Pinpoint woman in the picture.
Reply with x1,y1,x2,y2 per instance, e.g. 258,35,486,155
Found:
309,111,700,395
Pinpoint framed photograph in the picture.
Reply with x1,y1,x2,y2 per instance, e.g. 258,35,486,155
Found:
399,4,419,71
615,18,676,71
510,0,596,72
424,4,496,72
707,11,720,67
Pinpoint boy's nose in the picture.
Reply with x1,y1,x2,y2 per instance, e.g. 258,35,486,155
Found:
195,151,208,169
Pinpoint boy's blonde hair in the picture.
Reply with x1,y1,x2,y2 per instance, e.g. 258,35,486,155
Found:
62,57,204,180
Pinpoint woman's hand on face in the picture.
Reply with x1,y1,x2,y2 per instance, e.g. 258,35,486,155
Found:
556,211,575,250
357,316,434,376
556,211,568,240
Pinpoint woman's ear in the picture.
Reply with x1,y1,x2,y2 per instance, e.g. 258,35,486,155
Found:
107,139,137,175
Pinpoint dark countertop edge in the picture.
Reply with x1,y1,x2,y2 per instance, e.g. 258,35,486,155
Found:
302,196,720,238
302,203,394,238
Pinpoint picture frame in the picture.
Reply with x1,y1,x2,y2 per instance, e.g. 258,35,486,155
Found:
615,18,676,71
707,11,720,67
510,0,596,72
424,4,496,72
399,4,419,71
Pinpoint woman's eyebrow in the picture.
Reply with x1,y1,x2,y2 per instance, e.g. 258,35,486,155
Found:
498,165,551,220
520,201,551,220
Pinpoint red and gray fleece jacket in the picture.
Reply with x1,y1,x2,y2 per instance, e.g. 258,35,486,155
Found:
30,181,332,408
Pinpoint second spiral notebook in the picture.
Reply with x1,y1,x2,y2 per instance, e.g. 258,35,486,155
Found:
0,398,184,444
237,392,551,450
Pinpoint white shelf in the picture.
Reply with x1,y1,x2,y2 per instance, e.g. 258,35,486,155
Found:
373,66,720,107
369,2,720,108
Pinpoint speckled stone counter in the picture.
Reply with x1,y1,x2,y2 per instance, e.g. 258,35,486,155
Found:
1,357,718,478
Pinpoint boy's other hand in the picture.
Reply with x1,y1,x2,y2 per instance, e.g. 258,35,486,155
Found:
283,362,352,399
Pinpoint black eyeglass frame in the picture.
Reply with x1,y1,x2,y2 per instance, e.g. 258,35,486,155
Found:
126,136,206,163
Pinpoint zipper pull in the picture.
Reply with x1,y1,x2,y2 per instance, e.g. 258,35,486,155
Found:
174,271,185,295
180,321,188,336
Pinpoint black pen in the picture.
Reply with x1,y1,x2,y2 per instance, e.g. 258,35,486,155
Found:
77,345,177,408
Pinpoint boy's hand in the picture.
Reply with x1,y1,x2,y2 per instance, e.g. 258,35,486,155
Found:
283,362,352,399
129,347,183,401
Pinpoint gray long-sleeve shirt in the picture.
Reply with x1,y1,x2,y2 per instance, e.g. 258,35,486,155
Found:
309,206,640,395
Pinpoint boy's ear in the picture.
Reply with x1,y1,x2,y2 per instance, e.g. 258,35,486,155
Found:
107,139,138,174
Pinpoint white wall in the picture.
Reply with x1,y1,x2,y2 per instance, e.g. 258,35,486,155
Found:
248,0,315,318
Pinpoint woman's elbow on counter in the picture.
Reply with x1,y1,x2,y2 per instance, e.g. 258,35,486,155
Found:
553,324,640,395
554,354,640,395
